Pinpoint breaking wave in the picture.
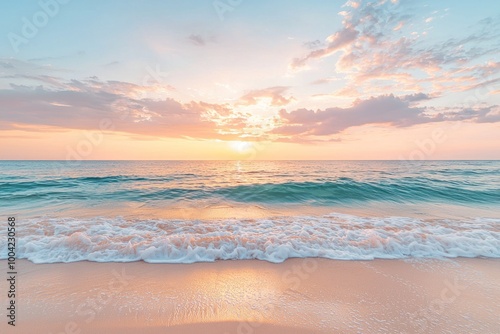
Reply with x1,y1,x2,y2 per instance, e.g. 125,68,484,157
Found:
2,213,498,263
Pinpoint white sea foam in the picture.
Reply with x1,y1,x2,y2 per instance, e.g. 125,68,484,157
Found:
1,213,499,263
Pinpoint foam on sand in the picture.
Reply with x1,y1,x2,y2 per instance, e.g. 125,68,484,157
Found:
1,213,499,263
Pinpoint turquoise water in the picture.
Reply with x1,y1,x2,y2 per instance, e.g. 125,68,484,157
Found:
2,160,499,215
0,161,499,263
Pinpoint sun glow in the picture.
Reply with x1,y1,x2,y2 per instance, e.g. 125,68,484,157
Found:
229,141,253,153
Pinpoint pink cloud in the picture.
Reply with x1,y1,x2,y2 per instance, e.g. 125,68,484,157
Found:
271,94,499,142
0,80,238,140
237,86,295,106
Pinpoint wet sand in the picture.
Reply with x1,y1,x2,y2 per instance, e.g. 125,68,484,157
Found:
1,258,499,333
17,198,499,222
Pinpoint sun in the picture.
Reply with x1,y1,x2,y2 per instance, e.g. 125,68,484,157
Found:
229,141,253,153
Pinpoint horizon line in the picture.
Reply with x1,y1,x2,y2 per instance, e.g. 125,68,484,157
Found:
1,159,499,162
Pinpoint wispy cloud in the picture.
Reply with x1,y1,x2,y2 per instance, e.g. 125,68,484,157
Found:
188,34,206,46
291,27,358,69
290,1,500,98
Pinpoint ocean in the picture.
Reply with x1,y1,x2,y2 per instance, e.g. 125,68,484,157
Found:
1,160,499,263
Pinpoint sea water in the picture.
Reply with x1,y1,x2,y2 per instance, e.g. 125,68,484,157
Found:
1,160,499,263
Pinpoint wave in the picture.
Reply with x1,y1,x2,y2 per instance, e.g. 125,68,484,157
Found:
1,213,498,264
2,177,499,204
212,179,499,203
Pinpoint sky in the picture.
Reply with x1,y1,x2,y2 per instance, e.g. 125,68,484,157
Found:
0,0,499,160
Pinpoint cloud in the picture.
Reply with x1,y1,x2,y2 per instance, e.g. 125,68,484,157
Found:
291,2,500,98
104,61,120,66
303,40,324,50
1,40,498,147
291,27,358,69
237,86,295,106
310,78,339,85
0,63,272,141
0,58,69,75
393,21,404,31
1,74,66,88
0,79,233,140
445,106,500,124
401,93,433,102
271,94,499,141
0,61,15,69
274,95,428,136
1,78,498,144
188,34,206,46
27,51,86,62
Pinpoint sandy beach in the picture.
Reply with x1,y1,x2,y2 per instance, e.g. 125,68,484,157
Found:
1,258,499,333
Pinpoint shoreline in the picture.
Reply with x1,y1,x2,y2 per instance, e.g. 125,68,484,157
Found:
10,200,499,222
1,258,499,333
